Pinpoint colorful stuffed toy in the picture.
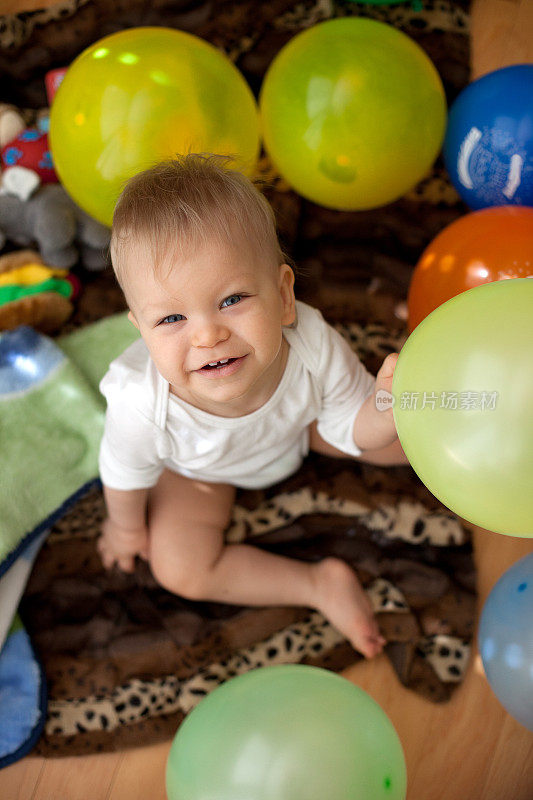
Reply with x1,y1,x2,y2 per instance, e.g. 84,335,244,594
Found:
0,99,110,270
1,129,57,183
0,249,80,333
0,184,110,270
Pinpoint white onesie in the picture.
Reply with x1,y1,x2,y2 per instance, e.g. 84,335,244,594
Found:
99,300,375,491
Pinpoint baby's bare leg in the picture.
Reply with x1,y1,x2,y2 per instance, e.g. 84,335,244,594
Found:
147,469,384,658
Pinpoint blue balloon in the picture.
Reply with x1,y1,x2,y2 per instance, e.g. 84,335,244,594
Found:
0,326,64,396
478,552,533,731
444,64,533,210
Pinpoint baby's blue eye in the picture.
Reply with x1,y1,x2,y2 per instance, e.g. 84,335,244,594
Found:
221,294,242,308
161,313,185,324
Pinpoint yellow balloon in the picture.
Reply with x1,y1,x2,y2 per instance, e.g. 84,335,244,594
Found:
260,18,446,210
50,27,260,226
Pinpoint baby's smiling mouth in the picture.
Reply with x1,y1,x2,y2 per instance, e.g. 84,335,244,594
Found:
196,356,247,373
200,358,237,371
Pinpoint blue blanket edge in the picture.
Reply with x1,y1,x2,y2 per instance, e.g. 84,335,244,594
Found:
0,643,48,770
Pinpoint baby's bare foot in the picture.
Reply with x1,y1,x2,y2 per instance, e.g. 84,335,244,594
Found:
313,557,386,659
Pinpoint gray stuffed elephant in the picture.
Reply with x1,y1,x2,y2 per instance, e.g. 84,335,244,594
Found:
0,183,111,270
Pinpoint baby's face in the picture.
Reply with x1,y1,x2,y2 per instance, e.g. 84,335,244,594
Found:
122,233,295,415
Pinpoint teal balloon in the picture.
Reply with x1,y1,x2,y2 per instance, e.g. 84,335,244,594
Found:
166,665,407,800
393,278,533,536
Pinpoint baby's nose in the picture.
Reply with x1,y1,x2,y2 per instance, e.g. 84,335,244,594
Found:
191,318,230,348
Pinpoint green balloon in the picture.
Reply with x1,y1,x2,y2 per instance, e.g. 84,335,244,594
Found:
259,18,446,210
393,278,533,537
166,665,406,800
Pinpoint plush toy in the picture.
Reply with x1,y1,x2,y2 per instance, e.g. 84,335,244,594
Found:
0,249,80,333
0,183,110,270
1,129,57,183
0,100,110,270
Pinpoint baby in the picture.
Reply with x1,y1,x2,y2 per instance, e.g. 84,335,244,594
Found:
98,154,408,660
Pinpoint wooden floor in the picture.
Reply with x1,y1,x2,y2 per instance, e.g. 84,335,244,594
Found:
2,0,533,797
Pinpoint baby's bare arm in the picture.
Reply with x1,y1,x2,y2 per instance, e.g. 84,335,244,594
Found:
308,419,408,465
99,485,150,572
103,485,148,528
352,353,404,454
356,437,409,465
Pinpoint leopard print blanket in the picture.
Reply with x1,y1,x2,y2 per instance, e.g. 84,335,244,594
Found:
7,0,473,757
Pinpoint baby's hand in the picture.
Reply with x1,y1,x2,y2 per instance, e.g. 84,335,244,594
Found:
353,352,409,462
375,353,399,401
97,518,149,573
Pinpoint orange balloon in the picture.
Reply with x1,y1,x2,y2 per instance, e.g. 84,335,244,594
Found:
407,206,533,331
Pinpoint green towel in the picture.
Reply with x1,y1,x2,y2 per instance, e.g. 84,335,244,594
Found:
0,314,138,768
0,314,139,574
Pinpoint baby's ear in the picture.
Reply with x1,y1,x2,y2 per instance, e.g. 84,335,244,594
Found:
127,310,140,330
279,264,296,326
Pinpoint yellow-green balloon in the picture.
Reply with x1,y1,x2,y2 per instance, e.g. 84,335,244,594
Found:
166,665,407,800
49,27,260,226
393,278,533,537
259,18,446,210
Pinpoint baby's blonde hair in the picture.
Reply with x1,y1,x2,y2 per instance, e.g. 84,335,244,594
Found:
111,154,285,289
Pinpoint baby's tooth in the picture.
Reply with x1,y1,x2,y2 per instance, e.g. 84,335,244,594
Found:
206,358,229,368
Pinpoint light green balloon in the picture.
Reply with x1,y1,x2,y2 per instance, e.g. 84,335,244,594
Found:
393,278,533,537
166,665,406,800
259,18,446,210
